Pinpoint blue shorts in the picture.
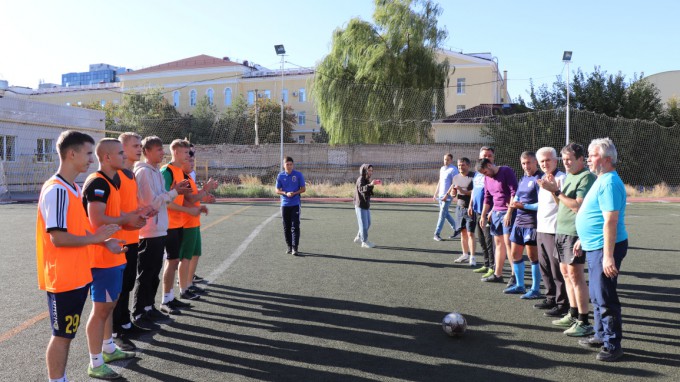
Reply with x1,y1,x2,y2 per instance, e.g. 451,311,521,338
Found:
90,264,126,303
490,210,515,236
47,285,90,339
510,226,537,246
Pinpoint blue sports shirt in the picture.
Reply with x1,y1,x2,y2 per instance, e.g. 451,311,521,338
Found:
276,169,305,207
575,171,628,251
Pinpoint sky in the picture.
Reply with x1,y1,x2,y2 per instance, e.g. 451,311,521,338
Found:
2,0,679,100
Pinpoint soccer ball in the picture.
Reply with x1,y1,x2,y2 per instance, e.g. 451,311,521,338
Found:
442,312,467,337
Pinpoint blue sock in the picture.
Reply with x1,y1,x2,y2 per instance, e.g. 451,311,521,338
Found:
531,261,541,291
513,260,525,288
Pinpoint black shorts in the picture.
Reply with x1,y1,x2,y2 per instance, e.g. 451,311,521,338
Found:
555,234,586,265
454,205,476,233
165,227,184,260
47,285,90,339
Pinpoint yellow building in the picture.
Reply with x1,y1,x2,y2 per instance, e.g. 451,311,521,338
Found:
24,51,509,143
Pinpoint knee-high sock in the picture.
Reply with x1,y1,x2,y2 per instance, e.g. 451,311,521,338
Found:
513,260,525,287
531,261,541,291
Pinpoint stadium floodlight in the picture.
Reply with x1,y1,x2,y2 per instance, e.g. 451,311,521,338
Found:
275,44,286,170
563,51,572,145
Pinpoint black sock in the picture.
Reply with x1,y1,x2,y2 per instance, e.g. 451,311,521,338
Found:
569,307,578,318
578,313,589,325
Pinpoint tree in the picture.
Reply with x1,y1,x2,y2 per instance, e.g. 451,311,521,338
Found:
312,126,330,143
312,0,449,144
111,90,190,142
210,97,296,144
188,96,218,144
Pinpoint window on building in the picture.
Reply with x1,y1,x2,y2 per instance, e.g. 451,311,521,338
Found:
298,135,306,144
190,90,197,106
65,102,71,106
173,91,180,107
1,135,16,162
456,105,466,113
247,91,255,105
77,101,82,106
263,90,271,99
457,78,466,94
298,88,306,102
224,88,232,106
298,111,306,125
36,138,54,163
207,88,214,105
282,89,288,103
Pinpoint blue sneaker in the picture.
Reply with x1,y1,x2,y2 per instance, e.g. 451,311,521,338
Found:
521,289,542,299
503,285,526,294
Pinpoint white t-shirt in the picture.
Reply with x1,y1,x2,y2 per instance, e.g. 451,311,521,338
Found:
39,175,81,232
537,170,566,233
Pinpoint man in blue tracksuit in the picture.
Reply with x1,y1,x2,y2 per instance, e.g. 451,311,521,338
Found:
276,156,306,256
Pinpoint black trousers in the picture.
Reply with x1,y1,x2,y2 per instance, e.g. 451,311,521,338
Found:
281,205,301,249
132,236,166,316
476,213,495,268
537,232,568,307
113,243,138,329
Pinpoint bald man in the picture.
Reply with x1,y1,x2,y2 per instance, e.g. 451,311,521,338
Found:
82,138,148,379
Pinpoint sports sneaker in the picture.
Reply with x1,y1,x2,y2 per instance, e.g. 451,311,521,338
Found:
168,298,192,310
291,247,300,256
103,348,136,363
112,333,136,351
534,298,556,310
564,321,595,337
596,347,624,362
88,363,121,380
503,285,526,294
361,241,375,248
453,254,469,263
482,274,504,283
146,307,171,322
433,235,442,241
521,289,542,299
160,303,180,315
180,290,201,301
552,314,577,328
481,268,495,279
473,266,489,274
286,247,292,254
578,336,604,349
449,231,461,240
354,235,361,243
506,277,517,288
192,274,206,283
188,285,207,295
469,256,477,267
131,314,161,332
544,305,570,317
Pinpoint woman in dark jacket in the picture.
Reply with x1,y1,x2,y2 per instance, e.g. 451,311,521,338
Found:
354,163,377,248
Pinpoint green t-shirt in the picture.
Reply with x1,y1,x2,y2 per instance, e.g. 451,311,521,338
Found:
556,169,597,236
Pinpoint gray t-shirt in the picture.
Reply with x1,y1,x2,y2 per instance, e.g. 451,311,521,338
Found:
452,172,474,207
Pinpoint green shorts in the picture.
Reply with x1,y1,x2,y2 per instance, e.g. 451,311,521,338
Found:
179,226,201,260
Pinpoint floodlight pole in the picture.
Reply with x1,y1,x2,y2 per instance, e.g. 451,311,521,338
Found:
275,44,286,171
563,51,572,145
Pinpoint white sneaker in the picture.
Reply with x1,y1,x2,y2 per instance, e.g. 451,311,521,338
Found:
354,235,361,243
361,241,375,248
454,254,470,263
469,256,477,267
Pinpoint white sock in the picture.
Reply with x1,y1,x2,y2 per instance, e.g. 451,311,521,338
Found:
102,337,116,354
121,323,131,330
90,353,104,368
49,376,67,382
144,305,152,312
162,292,173,304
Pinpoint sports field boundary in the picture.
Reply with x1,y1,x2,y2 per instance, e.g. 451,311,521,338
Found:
216,197,680,204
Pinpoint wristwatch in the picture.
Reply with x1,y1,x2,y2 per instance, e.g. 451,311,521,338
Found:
553,190,561,197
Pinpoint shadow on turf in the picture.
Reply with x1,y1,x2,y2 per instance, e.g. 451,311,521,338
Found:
126,285,662,381
295,251,457,268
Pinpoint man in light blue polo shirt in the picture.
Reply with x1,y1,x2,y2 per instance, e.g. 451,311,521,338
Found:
276,156,306,256
433,153,459,241
574,138,628,362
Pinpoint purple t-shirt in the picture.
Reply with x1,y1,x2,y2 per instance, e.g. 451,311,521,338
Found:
483,166,518,212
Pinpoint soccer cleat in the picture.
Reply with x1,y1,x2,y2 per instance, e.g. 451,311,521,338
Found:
473,266,489,274
112,334,136,351
361,241,375,248
482,274,504,283
544,305,570,317
564,321,595,337
354,235,361,243
160,303,180,315
503,285,526,294
552,314,577,328
188,285,207,295
453,254,469,263
181,290,201,301
534,298,556,310
103,348,136,363
578,336,604,349
433,235,443,241
506,277,517,288
596,347,624,362
168,298,192,310
521,289,542,300
192,274,206,283
481,268,495,279
88,363,121,380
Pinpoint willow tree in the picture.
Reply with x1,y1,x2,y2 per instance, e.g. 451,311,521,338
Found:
312,0,449,144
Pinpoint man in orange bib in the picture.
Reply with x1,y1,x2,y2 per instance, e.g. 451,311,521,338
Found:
37,131,124,382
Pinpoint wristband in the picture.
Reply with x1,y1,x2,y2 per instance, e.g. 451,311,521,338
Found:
553,190,561,197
